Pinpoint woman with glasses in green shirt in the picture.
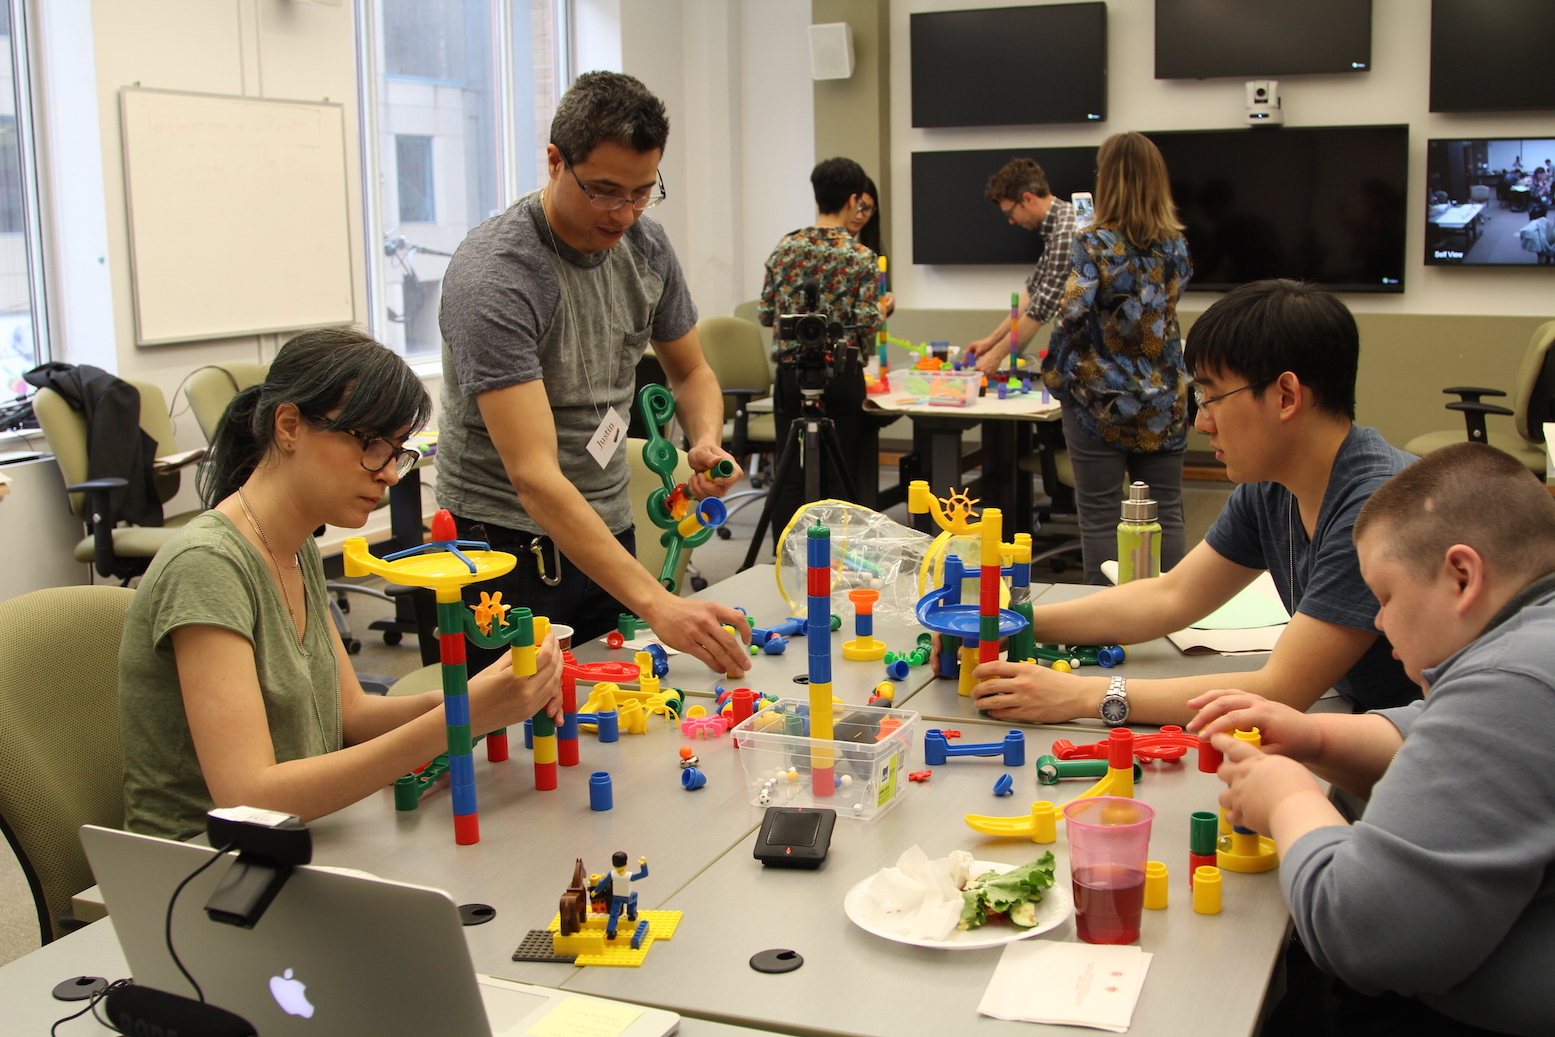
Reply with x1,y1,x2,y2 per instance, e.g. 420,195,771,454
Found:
119,328,562,841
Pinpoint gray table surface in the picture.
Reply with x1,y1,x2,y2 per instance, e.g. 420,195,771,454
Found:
561,715,1289,1037
17,571,1291,1037
902,580,1272,727
0,919,780,1037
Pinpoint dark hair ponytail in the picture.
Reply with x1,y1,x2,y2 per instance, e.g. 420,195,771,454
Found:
197,327,432,507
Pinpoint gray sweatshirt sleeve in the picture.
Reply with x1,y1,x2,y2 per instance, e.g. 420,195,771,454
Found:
1280,660,1555,1001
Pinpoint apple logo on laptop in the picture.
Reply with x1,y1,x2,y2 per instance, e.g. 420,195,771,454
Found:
269,968,315,1018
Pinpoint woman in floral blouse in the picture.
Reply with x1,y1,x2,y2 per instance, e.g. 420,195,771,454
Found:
1043,131,1192,584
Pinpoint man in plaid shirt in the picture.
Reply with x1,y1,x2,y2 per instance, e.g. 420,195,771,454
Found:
966,158,1079,376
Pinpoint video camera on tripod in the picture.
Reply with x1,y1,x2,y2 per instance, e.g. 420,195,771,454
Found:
776,278,861,391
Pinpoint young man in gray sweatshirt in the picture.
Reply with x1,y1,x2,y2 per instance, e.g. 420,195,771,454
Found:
1191,441,1555,1037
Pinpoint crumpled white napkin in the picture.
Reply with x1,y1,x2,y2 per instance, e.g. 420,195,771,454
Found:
978,940,1152,1032
860,845,974,941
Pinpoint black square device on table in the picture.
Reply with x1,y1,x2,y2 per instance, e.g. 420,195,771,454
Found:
754,807,836,869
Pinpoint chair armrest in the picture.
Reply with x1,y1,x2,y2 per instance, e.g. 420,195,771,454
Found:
1446,400,1515,444
722,389,760,457
66,478,127,579
1441,386,1507,401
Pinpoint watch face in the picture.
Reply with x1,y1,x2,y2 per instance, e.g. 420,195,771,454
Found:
1100,695,1128,725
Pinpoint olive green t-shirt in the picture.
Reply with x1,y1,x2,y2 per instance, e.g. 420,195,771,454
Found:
119,510,342,841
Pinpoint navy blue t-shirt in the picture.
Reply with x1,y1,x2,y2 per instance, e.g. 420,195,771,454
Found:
1204,426,1421,711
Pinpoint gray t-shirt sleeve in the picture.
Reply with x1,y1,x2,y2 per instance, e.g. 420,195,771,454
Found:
1203,483,1268,572
438,227,558,397
636,220,698,343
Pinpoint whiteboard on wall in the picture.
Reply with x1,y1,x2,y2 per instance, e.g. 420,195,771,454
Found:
120,88,356,346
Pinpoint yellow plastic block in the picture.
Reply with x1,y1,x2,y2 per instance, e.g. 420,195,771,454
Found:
841,637,886,662
1144,862,1168,910
1193,866,1222,914
551,931,605,956
544,910,683,968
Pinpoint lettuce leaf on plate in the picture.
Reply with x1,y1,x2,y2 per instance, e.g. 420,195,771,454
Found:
957,852,1056,930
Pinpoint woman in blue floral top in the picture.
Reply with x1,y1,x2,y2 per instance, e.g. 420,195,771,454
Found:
1043,131,1192,584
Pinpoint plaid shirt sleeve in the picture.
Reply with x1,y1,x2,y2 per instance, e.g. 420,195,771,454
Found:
1024,198,1079,325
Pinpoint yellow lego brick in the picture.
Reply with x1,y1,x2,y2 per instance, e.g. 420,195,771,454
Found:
541,910,683,967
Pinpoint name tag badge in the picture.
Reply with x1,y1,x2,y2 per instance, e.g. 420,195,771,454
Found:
587,409,628,469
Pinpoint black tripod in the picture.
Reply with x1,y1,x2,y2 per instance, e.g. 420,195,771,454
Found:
738,380,859,571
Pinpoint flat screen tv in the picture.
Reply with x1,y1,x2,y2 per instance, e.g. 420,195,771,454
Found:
1424,138,1555,266
911,147,1098,265
1145,125,1408,292
910,4,1106,128
1155,0,1372,79
1430,0,1555,113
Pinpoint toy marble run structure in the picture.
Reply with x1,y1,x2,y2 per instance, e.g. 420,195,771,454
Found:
638,383,729,593
865,255,892,395
963,727,1142,843
907,482,1031,698
345,510,549,845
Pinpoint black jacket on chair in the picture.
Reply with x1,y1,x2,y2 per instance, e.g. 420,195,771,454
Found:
25,363,164,558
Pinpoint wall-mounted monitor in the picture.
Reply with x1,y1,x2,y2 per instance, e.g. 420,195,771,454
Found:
912,127,1408,292
911,147,1098,266
910,3,1106,128
1425,138,1555,266
1145,125,1408,293
1430,0,1555,113
1155,0,1372,79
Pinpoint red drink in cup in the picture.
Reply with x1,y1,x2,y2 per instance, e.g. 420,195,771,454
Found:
1064,796,1154,945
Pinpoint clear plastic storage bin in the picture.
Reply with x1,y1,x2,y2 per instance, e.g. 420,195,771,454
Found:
730,699,920,821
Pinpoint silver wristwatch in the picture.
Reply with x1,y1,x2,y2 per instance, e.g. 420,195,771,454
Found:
1099,675,1129,725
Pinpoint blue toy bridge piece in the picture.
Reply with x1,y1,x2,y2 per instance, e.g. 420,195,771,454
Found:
924,728,1025,767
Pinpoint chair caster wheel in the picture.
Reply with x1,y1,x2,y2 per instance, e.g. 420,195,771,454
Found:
345,638,362,655
1050,559,1068,574
691,577,709,591
336,595,350,613
383,630,403,646
717,527,731,540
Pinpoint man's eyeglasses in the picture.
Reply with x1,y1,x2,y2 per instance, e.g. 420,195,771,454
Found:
565,161,667,212
342,429,421,478
1189,377,1275,409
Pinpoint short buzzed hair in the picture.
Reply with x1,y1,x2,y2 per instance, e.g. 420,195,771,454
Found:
550,71,669,164
1355,442,1555,579
984,158,1051,205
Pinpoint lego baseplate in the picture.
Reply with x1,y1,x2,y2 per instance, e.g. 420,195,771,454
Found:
512,909,683,968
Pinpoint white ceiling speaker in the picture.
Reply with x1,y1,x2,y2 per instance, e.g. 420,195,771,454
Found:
810,22,854,80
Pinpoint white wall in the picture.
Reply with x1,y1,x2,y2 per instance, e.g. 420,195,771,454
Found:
887,0,1555,316
617,0,813,319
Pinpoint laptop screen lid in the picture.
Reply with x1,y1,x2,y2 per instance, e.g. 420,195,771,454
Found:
81,824,496,1037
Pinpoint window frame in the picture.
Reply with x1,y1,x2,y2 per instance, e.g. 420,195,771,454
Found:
354,0,569,361
3,0,51,370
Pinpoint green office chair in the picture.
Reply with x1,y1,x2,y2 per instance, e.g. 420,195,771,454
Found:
1404,319,1555,473
184,361,268,442
33,377,201,582
696,315,777,521
0,585,136,944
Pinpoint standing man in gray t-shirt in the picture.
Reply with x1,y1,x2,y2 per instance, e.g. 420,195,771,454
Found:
438,71,749,676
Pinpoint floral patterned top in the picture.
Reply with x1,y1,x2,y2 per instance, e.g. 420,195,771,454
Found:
1042,227,1192,452
757,226,880,359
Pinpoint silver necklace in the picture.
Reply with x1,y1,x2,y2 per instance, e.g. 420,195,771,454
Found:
237,488,305,644
234,488,338,750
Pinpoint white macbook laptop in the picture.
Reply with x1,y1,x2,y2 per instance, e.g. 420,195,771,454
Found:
80,825,679,1037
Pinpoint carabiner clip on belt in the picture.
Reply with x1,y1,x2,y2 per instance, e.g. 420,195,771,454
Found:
530,537,563,587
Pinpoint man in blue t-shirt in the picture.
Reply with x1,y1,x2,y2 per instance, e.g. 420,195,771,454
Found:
966,279,1421,726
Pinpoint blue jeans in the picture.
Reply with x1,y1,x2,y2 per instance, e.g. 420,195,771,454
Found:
1060,404,1185,585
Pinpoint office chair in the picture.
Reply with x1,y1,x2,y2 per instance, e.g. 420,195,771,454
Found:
0,585,136,944
1403,319,1555,473
183,363,412,657
1018,442,1085,573
32,377,201,582
696,316,777,526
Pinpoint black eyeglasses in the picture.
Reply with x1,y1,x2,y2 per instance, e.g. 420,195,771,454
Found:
565,161,667,212
341,430,420,478
1189,377,1275,409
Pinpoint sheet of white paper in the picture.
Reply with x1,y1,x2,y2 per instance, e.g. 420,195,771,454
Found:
1100,561,1286,655
865,386,1061,418
979,940,1152,1032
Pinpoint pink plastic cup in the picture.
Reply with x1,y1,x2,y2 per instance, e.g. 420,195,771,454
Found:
1064,796,1155,944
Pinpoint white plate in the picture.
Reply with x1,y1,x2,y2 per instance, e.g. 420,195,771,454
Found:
844,859,1073,950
